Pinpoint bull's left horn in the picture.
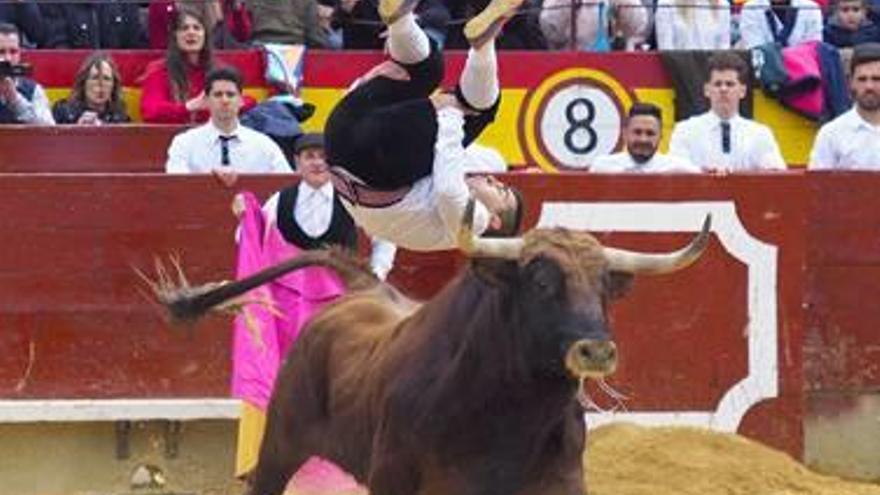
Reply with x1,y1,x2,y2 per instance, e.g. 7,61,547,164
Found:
603,214,712,274
458,198,524,259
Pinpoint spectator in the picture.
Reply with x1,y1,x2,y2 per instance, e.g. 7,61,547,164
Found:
141,7,255,124
738,0,822,48
669,52,786,171
0,22,52,125
655,0,732,49
0,0,44,47
41,0,146,49
809,42,880,169
52,53,130,125
539,0,649,50
824,0,880,47
149,0,252,49
592,102,700,172
165,66,289,184
332,0,450,49
246,0,330,47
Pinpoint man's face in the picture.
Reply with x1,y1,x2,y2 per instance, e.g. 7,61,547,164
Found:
704,69,746,119
838,1,866,31
466,175,518,227
296,147,330,188
0,33,22,65
852,60,880,112
624,114,662,163
207,80,242,122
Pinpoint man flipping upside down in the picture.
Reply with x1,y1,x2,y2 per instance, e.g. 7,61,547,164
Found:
325,0,525,252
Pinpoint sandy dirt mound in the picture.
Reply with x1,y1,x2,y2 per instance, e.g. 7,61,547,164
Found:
586,423,880,495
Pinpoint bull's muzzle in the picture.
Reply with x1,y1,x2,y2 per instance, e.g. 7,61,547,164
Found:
565,339,618,378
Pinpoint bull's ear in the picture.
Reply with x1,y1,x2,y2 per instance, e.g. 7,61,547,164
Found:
471,259,518,286
607,271,634,300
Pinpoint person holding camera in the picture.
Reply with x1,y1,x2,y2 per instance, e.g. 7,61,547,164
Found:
0,22,53,124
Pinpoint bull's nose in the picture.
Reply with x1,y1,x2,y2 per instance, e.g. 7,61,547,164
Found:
565,339,618,378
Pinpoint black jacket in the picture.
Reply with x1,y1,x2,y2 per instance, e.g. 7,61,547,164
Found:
0,1,45,47
41,2,147,49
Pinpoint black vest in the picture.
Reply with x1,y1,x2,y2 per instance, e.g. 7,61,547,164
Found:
0,78,37,123
276,184,358,251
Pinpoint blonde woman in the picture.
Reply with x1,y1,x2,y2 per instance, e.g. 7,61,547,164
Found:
655,0,732,49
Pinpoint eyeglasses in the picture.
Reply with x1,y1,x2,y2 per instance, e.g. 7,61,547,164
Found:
86,74,115,84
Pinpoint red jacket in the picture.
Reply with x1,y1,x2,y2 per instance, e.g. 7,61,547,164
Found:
139,59,256,124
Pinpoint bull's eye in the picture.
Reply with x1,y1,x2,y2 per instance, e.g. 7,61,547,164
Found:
525,258,562,298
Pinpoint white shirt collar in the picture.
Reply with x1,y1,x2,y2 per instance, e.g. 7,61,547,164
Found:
300,180,334,201
706,111,742,127
207,120,241,140
472,198,492,235
845,108,880,131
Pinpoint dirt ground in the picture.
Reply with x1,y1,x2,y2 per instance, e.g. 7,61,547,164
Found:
585,423,880,495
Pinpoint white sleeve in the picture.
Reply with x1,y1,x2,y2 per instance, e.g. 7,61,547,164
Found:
667,122,693,163
808,126,836,170
654,1,675,50
267,139,292,173
718,3,732,49
165,135,190,174
738,3,767,49
432,107,471,234
369,237,397,281
757,126,787,170
13,84,55,125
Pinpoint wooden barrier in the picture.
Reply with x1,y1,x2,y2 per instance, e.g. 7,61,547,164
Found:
0,125,183,173
0,173,814,459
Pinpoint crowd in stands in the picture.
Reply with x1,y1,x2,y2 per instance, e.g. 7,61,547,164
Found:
2,0,880,172
0,0,878,51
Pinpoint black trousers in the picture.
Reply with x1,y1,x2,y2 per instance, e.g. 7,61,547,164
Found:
325,41,501,191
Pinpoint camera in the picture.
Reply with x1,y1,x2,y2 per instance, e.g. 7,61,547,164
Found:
0,61,33,78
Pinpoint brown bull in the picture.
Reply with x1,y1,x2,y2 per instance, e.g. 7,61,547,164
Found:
151,206,711,495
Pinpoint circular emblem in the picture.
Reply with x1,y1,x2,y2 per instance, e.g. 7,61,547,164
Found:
520,68,634,173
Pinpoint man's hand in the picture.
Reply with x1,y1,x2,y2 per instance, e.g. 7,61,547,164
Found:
231,193,246,218
212,167,239,188
0,77,18,103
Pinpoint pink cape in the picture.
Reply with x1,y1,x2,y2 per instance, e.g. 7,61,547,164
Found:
231,191,364,494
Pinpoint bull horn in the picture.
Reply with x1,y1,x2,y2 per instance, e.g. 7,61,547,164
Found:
602,214,712,274
458,198,524,259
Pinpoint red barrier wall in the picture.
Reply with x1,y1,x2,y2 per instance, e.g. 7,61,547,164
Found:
0,173,810,458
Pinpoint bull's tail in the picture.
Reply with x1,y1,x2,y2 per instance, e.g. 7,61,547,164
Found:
137,247,379,325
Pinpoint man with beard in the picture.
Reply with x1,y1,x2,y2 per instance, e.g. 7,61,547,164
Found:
810,43,880,170
669,52,786,172
591,103,699,173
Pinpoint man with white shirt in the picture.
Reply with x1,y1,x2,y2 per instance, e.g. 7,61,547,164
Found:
165,66,289,185
231,132,393,484
810,43,880,170
324,0,524,252
0,22,53,125
738,0,823,49
669,52,786,172
592,102,700,173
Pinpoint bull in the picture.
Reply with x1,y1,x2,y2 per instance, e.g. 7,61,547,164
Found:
151,205,711,495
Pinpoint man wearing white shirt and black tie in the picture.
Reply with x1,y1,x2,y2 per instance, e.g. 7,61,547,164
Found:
669,52,786,173
810,43,880,171
165,66,290,186
324,0,524,252
591,102,700,173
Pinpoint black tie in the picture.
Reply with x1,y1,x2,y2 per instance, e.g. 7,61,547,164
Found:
720,121,731,154
219,135,236,166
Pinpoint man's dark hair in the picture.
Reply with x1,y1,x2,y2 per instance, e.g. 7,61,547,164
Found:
0,22,20,39
707,52,750,85
483,186,525,238
204,66,243,95
851,42,880,75
626,102,662,125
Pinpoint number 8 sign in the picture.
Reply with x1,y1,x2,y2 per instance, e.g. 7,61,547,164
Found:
520,68,634,173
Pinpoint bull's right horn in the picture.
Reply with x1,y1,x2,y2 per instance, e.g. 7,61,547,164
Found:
603,214,712,275
458,198,524,259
